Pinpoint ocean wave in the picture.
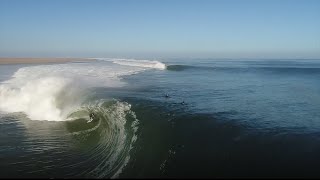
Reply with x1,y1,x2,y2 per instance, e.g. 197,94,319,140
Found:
64,99,139,178
0,58,165,121
166,64,320,74
95,58,166,70
0,59,146,177
166,65,195,71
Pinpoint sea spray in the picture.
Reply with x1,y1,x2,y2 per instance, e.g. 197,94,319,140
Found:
0,76,72,121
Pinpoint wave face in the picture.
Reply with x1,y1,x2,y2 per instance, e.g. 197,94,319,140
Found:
65,100,139,178
166,65,194,71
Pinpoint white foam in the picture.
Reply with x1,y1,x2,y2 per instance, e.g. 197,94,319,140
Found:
96,58,166,70
0,76,70,121
0,58,166,121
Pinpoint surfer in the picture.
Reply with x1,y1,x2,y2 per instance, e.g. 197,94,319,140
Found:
88,112,95,123
165,93,170,98
181,100,185,105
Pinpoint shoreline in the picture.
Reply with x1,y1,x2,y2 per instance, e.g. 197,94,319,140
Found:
0,58,92,65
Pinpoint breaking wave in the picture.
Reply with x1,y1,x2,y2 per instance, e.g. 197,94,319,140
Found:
94,58,166,70
0,58,165,178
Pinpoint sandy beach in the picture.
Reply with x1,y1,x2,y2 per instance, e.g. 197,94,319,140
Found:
0,58,91,65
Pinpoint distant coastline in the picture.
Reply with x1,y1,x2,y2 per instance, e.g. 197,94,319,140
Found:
0,58,92,65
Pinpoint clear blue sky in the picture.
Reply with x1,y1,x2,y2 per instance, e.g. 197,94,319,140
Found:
0,0,319,58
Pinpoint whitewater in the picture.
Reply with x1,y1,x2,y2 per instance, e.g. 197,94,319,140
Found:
0,58,166,121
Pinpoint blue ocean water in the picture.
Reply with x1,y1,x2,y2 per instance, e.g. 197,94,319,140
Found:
1,59,320,178
108,59,320,177
144,59,320,132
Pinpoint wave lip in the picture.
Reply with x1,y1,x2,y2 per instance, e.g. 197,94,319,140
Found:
96,58,166,70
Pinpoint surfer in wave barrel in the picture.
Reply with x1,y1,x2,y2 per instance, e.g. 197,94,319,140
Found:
88,112,95,123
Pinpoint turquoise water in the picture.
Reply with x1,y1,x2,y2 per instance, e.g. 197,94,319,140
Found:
1,59,320,178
